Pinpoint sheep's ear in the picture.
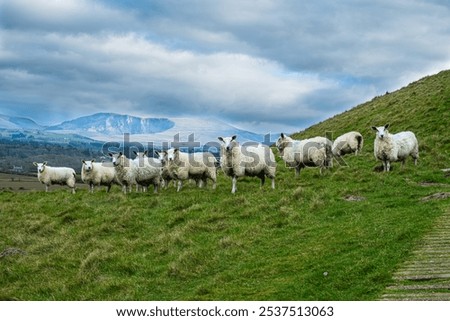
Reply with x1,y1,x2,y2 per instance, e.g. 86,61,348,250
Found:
384,124,390,129
108,153,113,157
119,152,123,156
133,151,138,156
144,151,148,156
231,135,237,141
154,150,160,156
43,161,47,166
91,159,95,163
82,160,86,164
174,148,179,153
218,137,224,143
371,126,378,131
281,133,285,138
33,162,38,166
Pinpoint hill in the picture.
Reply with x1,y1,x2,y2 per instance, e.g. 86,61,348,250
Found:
0,71,449,301
293,70,450,169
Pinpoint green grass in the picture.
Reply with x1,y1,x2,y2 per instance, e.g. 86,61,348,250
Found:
0,70,449,300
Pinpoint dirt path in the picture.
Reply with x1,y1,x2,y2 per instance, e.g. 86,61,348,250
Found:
381,209,450,300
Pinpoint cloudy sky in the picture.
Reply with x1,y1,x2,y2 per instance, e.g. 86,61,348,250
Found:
0,0,449,134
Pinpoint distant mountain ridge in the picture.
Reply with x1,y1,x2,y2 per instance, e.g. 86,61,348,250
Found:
46,113,175,135
0,112,266,146
0,114,43,130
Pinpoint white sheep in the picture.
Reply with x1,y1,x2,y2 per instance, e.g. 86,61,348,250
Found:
276,133,330,176
155,150,176,189
371,124,419,172
81,160,117,193
33,162,76,194
159,148,217,192
132,151,162,193
109,152,137,194
332,131,364,157
218,135,276,194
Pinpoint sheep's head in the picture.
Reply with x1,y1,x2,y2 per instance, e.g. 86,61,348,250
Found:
155,150,168,165
165,148,179,163
33,161,47,173
218,135,238,153
133,151,148,159
82,160,95,171
371,124,390,140
109,152,128,167
276,133,293,153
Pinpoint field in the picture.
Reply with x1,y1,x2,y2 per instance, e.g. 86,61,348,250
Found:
0,71,449,300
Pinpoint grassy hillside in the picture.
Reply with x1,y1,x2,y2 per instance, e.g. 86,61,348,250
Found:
0,71,449,301
294,70,450,170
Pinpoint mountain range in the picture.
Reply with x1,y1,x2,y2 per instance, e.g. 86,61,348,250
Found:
0,112,267,147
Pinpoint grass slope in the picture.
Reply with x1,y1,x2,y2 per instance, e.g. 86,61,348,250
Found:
1,71,449,301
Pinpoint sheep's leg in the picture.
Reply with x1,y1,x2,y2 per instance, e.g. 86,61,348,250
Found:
271,178,275,190
386,161,391,172
45,185,49,192
260,175,265,187
414,158,418,166
212,179,217,190
90,183,94,193
295,166,301,177
153,183,158,194
71,187,76,194
231,176,237,194
177,180,183,192
106,185,111,193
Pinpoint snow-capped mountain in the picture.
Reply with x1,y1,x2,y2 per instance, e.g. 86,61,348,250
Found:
46,113,175,135
46,113,266,145
0,114,43,130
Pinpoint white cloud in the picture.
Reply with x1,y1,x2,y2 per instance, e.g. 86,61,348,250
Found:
0,0,449,132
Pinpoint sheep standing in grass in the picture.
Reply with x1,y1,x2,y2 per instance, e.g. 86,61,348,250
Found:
33,162,76,194
155,151,176,189
371,124,419,172
218,135,276,194
332,131,364,157
160,148,217,192
109,152,136,194
132,151,162,193
81,160,117,193
276,133,330,176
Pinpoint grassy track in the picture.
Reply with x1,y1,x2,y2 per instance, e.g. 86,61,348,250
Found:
0,70,449,300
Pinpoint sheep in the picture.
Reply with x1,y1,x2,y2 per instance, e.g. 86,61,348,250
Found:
132,151,162,193
307,136,333,168
33,161,76,194
159,148,217,192
155,150,176,189
109,152,137,194
218,135,276,194
276,133,330,177
371,124,419,172
81,160,117,193
332,131,364,157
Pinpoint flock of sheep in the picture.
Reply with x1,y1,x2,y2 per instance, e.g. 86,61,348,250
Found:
32,124,419,194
